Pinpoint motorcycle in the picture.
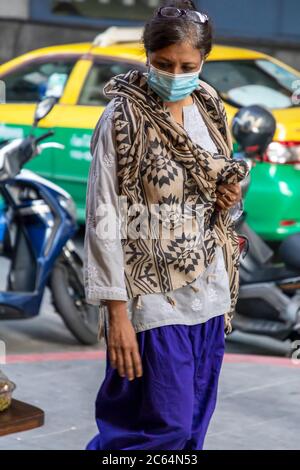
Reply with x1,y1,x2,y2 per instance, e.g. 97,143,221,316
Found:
231,104,300,343
0,97,99,345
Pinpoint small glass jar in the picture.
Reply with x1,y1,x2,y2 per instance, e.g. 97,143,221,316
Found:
0,371,16,412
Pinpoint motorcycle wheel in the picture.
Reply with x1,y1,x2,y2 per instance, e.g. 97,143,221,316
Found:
50,252,99,345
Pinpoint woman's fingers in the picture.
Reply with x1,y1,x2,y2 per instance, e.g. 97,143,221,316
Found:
216,183,242,209
108,346,117,369
123,348,135,381
218,183,240,196
217,189,236,202
109,346,143,381
116,347,126,377
122,343,143,380
216,193,234,209
216,199,227,210
217,183,242,203
131,346,143,378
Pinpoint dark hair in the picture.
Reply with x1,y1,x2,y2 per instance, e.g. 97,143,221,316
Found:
142,0,213,61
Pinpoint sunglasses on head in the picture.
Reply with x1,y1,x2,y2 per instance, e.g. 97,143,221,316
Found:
156,6,209,24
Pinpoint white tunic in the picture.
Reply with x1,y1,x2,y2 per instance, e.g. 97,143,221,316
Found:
84,97,234,335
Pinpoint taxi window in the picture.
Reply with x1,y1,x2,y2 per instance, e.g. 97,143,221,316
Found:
2,58,76,103
79,61,145,106
201,59,300,109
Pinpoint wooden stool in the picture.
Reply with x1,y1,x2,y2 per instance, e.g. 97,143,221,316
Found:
0,399,44,437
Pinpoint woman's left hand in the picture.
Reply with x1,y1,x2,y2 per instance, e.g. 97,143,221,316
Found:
216,183,242,210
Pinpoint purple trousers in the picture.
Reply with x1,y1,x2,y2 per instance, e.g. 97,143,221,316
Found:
86,314,225,451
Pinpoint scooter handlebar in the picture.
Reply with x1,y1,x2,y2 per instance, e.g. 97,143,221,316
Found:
35,131,55,145
19,131,55,165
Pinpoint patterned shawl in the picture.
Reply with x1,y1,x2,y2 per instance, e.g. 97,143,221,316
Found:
103,69,249,333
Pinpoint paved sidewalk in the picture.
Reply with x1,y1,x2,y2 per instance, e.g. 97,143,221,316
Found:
1,231,299,449
0,347,299,450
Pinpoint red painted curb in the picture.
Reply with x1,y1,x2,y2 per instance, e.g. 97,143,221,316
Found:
224,352,299,368
3,350,300,367
5,350,106,364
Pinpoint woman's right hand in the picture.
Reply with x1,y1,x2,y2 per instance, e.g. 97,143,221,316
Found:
105,300,143,381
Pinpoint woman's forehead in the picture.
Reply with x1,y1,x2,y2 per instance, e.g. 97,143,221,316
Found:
149,43,202,61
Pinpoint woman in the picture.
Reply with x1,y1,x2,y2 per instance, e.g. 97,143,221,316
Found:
84,0,249,451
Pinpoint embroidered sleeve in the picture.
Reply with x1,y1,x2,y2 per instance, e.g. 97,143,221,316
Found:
83,99,128,305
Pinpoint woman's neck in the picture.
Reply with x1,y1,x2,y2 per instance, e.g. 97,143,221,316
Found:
164,95,194,126
164,94,194,110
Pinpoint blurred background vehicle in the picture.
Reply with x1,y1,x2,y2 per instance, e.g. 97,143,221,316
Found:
0,97,99,345
0,27,299,242
232,104,300,344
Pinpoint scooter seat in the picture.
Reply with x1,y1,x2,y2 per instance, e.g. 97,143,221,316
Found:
241,264,300,284
279,232,300,271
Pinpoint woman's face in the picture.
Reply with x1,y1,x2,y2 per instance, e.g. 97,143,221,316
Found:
148,41,202,74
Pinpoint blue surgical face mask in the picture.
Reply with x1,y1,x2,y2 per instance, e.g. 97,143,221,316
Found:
147,61,203,102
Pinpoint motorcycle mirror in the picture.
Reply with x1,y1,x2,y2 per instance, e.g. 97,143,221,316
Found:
231,105,276,159
34,96,57,126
